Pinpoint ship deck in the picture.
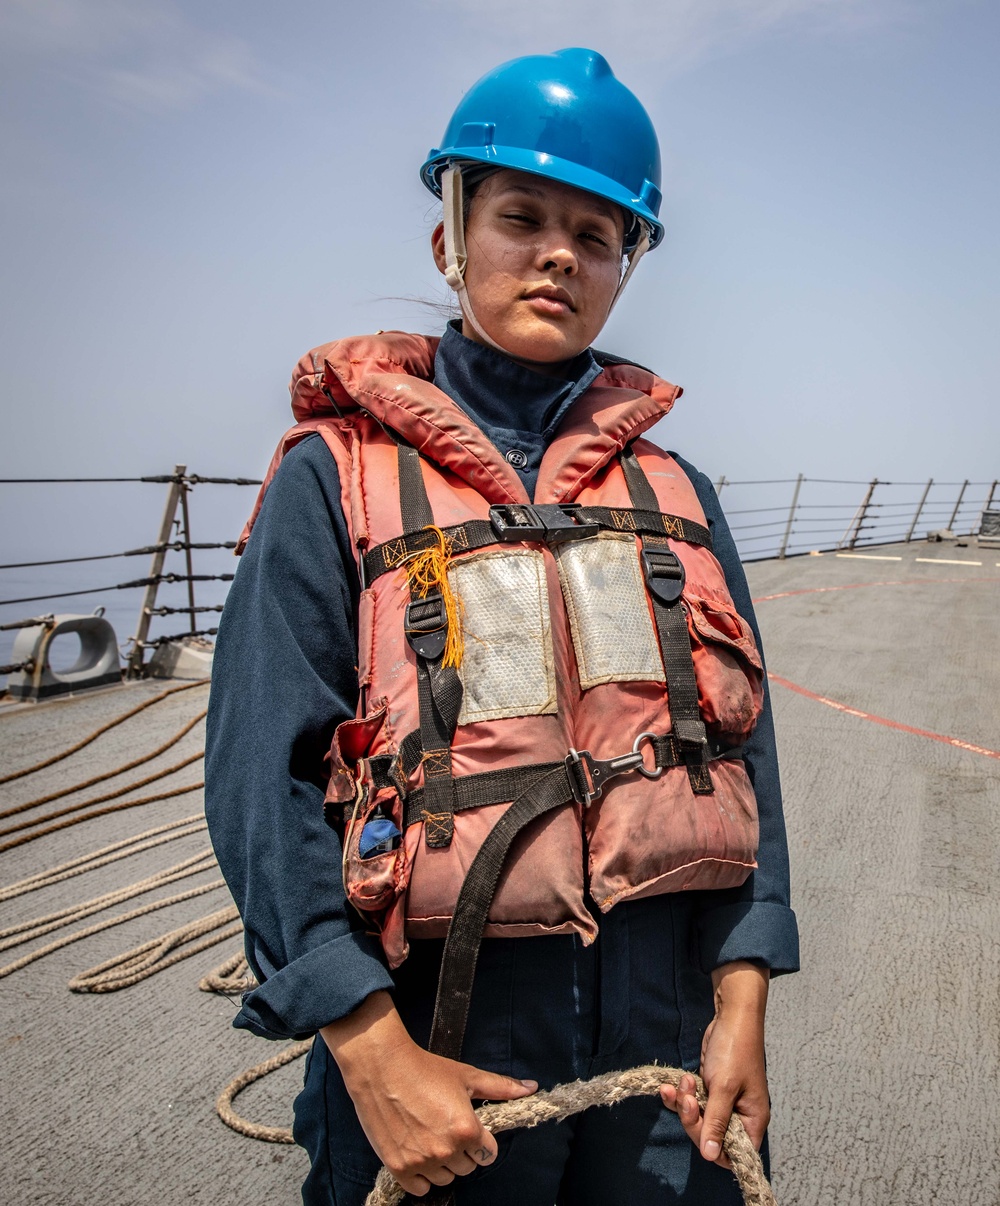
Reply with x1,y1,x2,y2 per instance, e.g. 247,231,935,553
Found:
1,540,998,1205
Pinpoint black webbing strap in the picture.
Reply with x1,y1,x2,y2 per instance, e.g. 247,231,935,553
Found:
369,731,424,795
401,760,565,829
652,734,743,771
368,733,741,821
428,763,575,1061
618,442,662,513
621,446,714,795
581,505,711,548
396,440,433,531
361,507,711,586
364,518,497,584
395,442,462,846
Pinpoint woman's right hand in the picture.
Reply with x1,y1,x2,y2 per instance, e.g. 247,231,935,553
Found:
321,991,537,1196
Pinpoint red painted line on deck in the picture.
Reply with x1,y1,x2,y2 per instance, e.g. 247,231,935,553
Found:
767,672,1000,762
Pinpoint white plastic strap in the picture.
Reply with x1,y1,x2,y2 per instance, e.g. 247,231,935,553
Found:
440,165,508,353
608,227,651,316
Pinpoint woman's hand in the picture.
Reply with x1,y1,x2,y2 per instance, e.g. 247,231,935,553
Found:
321,991,537,1196
660,960,770,1166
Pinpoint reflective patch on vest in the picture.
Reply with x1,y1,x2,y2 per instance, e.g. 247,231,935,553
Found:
450,549,558,725
555,533,664,689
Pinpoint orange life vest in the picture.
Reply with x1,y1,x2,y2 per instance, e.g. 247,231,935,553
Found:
241,332,764,972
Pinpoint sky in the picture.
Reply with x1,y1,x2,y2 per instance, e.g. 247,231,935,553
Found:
0,0,998,593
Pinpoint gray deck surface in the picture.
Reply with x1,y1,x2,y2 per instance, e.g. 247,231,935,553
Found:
1,541,997,1206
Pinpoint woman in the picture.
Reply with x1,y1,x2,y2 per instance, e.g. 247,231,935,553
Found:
206,48,798,1206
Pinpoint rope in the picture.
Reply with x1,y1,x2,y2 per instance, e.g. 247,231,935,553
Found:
0,679,208,785
68,905,242,992
0,780,203,854
0,849,218,951
0,752,204,839
215,1041,313,1143
198,950,257,995
0,815,206,902
0,878,226,979
364,1066,776,1206
0,710,206,820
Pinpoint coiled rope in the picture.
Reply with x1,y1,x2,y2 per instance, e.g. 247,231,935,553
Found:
198,949,255,994
215,1040,313,1143
0,780,204,854
0,679,208,785
68,905,241,992
0,751,204,839
0,814,206,902
0,865,226,979
0,849,218,951
364,1067,776,1206
0,709,206,820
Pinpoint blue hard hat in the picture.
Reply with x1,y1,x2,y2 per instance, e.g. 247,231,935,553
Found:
420,48,663,251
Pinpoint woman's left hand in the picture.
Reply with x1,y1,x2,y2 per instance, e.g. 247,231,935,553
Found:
660,959,770,1166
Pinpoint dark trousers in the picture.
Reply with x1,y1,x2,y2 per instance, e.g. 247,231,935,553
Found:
293,896,765,1204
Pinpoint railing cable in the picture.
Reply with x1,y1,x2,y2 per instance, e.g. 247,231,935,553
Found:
0,542,236,572
0,573,234,609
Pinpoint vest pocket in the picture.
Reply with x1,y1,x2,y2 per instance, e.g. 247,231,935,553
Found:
343,789,404,915
685,594,764,739
555,533,663,688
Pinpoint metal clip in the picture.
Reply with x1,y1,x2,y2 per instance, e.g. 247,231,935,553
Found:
631,731,665,780
490,503,599,545
565,746,646,808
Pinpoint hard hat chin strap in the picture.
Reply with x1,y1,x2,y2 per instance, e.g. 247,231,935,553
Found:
441,166,508,354
609,227,650,314
440,164,649,356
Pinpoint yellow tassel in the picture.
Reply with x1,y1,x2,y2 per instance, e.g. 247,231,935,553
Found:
403,526,464,669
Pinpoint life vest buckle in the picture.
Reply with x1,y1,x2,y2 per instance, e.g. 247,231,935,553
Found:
640,546,686,604
490,503,600,545
565,746,646,808
404,593,448,660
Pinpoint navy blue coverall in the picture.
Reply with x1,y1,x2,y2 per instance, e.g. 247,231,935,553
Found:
205,321,800,1205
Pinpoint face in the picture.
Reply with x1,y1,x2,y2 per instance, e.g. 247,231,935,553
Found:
432,168,625,368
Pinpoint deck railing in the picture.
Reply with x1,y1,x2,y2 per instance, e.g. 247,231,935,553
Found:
0,470,996,680
717,476,997,562
0,469,258,678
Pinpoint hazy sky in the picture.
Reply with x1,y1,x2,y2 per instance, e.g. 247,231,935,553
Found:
1,0,998,572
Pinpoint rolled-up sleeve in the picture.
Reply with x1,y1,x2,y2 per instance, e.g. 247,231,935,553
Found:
675,455,801,977
205,435,393,1040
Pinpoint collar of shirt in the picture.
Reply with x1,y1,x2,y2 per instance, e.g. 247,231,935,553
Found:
432,320,602,441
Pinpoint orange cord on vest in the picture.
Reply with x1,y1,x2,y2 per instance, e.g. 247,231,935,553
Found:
403,527,464,669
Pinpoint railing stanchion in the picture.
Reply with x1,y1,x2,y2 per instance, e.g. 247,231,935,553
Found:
905,478,933,542
127,465,185,679
947,479,969,532
975,480,998,537
179,480,197,635
778,474,804,559
715,475,727,496
839,478,878,549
